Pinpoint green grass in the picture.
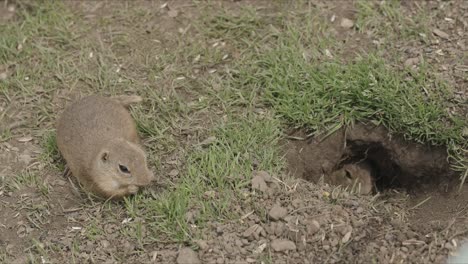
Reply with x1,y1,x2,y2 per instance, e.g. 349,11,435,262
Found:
85,220,104,241
0,0,75,95
0,128,12,142
123,114,282,242
7,170,40,190
356,0,430,41
202,5,466,172
39,131,61,165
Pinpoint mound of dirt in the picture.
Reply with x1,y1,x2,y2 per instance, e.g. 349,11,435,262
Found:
194,171,462,264
283,122,453,193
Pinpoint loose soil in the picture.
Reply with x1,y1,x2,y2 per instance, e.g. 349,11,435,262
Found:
283,122,468,257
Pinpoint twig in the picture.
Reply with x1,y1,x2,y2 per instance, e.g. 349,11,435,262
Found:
409,196,431,210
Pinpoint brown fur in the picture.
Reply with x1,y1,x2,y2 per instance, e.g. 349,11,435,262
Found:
329,162,374,195
56,95,154,199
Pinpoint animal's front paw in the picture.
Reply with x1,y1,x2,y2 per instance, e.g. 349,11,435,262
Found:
128,185,139,194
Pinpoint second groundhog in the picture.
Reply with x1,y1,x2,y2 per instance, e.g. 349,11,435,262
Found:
56,95,155,199
329,161,374,195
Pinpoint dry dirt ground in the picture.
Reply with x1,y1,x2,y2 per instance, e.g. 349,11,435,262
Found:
1,0,467,264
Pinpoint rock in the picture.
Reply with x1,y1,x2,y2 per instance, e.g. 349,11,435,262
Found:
271,221,286,236
271,239,296,252
168,169,179,177
404,57,419,67
185,210,197,224
253,242,267,254
255,170,273,182
216,226,224,235
204,190,217,199
100,240,110,248
268,204,288,221
291,198,303,208
445,242,454,250
340,18,354,28
342,231,352,243
168,9,179,18
306,219,320,235
251,175,268,192
199,136,217,146
18,154,33,166
432,28,449,39
177,247,200,264
243,224,263,238
195,239,209,251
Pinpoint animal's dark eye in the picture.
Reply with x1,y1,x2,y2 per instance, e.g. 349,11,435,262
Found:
345,170,352,180
119,165,130,174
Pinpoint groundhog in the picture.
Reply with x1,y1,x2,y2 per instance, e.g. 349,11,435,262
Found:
329,161,374,195
56,95,155,199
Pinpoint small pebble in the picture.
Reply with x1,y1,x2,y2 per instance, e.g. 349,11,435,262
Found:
271,239,296,252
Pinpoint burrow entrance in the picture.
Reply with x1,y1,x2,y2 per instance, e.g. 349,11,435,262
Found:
282,122,456,195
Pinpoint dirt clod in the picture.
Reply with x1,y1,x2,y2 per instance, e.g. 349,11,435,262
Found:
404,57,419,67
255,171,273,182
271,239,297,252
284,122,453,192
176,247,200,264
268,204,288,221
195,240,209,251
251,175,268,192
243,224,263,239
168,9,179,18
305,219,320,235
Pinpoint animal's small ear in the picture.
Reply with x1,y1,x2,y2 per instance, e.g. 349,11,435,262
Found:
101,150,109,162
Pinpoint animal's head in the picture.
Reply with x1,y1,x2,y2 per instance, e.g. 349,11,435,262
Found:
91,139,155,198
330,163,373,195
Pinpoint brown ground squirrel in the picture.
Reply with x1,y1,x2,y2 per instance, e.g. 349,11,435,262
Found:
56,95,155,199
329,161,374,195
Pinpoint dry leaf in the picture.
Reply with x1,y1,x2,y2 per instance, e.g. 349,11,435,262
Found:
17,136,33,142
342,231,352,243
433,28,449,39
168,169,179,177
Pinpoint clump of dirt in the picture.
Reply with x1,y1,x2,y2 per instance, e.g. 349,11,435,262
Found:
195,171,463,264
283,122,454,193
282,121,468,250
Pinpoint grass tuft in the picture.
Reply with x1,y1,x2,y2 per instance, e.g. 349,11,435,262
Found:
202,6,467,176
355,0,430,41
122,114,282,242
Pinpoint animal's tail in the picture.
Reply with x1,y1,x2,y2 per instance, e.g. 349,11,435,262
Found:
112,95,143,107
